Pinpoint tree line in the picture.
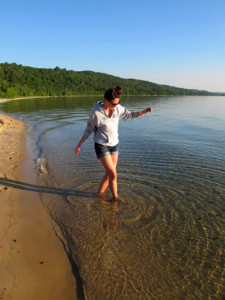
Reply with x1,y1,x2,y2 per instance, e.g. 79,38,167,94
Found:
0,62,218,99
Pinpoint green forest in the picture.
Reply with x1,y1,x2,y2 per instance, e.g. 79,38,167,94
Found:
0,62,219,98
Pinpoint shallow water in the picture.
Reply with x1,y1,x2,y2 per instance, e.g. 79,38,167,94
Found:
1,96,225,299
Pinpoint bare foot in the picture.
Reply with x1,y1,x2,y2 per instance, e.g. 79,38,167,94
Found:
98,192,111,201
113,196,128,204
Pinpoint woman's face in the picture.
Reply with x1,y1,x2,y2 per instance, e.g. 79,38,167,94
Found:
105,97,120,109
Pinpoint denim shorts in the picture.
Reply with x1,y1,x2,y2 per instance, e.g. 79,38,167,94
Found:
94,143,119,159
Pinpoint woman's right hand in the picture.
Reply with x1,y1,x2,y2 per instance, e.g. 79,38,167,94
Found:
75,146,80,156
75,138,86,156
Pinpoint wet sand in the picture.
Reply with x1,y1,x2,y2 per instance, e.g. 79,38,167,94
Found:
0,113,77,300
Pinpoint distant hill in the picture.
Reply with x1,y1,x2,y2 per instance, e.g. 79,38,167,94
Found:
0,62,221,99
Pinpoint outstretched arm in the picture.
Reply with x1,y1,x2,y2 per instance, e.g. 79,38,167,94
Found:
137,107,152,117
120,106,152,120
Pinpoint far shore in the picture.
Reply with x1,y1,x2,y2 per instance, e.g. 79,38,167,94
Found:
0,95,103,104
0,93,214,105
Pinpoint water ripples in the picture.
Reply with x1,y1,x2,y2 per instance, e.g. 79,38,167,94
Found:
36,146,225,299
7,95,224,299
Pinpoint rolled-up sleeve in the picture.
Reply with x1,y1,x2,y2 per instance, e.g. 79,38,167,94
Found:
119,106,138,121
82,112,98,139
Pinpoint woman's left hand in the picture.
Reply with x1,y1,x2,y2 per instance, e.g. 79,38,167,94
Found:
143,107,152,114
138,107,152,116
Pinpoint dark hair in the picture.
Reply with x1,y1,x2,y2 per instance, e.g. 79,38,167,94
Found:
104,86,124,101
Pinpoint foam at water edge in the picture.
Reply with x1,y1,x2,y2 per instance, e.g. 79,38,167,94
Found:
35,157,49,176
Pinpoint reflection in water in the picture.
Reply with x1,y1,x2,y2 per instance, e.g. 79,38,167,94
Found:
100,200,119,234
1,96,225,299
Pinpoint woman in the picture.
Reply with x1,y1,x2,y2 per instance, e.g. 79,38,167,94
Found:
75,86,152,203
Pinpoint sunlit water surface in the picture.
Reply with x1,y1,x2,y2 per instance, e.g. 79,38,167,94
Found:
1,96,225,299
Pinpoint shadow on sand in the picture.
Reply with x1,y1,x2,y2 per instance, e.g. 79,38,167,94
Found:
0,177,95,198
0,176,93,300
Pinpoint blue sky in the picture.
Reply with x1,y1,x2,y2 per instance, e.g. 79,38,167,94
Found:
1,0,225,92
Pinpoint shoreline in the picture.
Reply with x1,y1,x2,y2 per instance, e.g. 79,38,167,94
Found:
0,94,217,105
0,113,77,300
0,95,101,104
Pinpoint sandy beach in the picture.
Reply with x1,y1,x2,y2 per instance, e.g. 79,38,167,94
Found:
0,113,77,300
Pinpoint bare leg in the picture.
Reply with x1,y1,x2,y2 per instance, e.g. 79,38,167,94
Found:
98,173,109,196
98,154,118,198
98,155,127,204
